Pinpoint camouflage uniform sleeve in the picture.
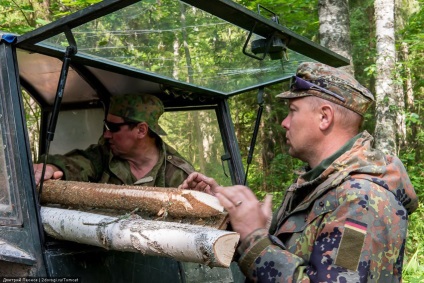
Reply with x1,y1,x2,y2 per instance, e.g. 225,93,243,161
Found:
237,179,408,282
40,144,108,182
237,229,306,282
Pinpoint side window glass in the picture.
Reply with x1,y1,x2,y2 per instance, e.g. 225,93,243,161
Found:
0,100,22,226
49,109,104,154
161,109,232,186
0,129,13,215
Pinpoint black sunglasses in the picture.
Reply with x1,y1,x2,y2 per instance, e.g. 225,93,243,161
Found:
290,75,346,102
104,120,138,133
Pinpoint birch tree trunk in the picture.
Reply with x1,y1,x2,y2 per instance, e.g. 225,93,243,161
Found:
41,207,239,268
318,0,353,75
374,0,400,155
401,43,413,110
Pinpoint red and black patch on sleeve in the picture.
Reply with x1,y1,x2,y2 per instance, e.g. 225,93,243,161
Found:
335,218,367,271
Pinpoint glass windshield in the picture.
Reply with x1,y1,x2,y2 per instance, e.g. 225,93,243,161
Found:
161,109,233,186
39,0,311,95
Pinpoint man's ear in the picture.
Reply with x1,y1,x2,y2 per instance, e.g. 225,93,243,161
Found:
319,105,334,131
137,122,149,136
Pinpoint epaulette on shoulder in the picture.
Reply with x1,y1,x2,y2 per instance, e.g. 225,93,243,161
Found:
165,154,194,175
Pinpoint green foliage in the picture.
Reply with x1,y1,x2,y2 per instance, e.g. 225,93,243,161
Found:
239,0,320,40
0,0,100,34
249,152,304,209
405,112,422,127
403,203,424,282
350,0,376,84
161,110,234,187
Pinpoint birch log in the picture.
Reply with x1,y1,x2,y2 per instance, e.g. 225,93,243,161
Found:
41,207,239,268
40,180,224,218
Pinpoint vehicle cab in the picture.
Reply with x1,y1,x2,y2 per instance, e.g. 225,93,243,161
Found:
0,0,347,281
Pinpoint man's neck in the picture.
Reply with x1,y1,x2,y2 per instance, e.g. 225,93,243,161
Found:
309,131,356,169
127,138,161,179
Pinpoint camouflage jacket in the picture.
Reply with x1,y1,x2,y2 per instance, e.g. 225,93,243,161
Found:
43,138,194,188
237,131,418,282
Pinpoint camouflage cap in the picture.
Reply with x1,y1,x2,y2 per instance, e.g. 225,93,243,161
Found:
276,62,374,116
109,93,166,135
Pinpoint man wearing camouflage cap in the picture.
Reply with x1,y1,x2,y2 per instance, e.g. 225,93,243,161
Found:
34,93,232,282
180,62,418,282
34,93,193,187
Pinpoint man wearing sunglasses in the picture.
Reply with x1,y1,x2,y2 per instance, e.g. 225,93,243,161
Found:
33,93,235,281
180,62,417,282
33,93,193,188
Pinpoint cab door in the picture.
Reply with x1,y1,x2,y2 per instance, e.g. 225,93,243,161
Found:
0,36,47,276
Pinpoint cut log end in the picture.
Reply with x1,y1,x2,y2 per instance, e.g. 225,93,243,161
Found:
213,233,240,267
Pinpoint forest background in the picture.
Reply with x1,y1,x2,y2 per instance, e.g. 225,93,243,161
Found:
1,0,423,280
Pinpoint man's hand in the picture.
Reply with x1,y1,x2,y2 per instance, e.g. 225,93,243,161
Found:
178,172,219,195
180,172,273,241
33,163,63,185
215,185,273,241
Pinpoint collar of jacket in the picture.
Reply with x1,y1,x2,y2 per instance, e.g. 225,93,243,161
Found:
301,132,361,181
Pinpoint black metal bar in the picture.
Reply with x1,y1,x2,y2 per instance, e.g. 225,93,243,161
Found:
46,42,77,140
216,99,245,185
38,28,77,203
181,0,349,67
244,86,264,185
242,22,267,60
16,0,139,47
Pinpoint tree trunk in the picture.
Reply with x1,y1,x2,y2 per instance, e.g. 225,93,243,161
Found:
401,43,413,110
40,180,225,220
261,93,275,191
374,0,399,155
41,207,239,268
179,2,206,172
401,42,420,162
318,0,354,75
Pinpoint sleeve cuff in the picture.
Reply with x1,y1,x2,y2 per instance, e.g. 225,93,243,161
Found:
237,229,272,275
237,228,269,254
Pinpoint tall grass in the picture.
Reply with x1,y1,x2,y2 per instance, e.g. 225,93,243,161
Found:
403,203,424,282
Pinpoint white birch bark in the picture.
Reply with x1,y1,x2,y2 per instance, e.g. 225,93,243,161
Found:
374,0,399,155
41,207,239,268
318,0,353,75
401,42,413,109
